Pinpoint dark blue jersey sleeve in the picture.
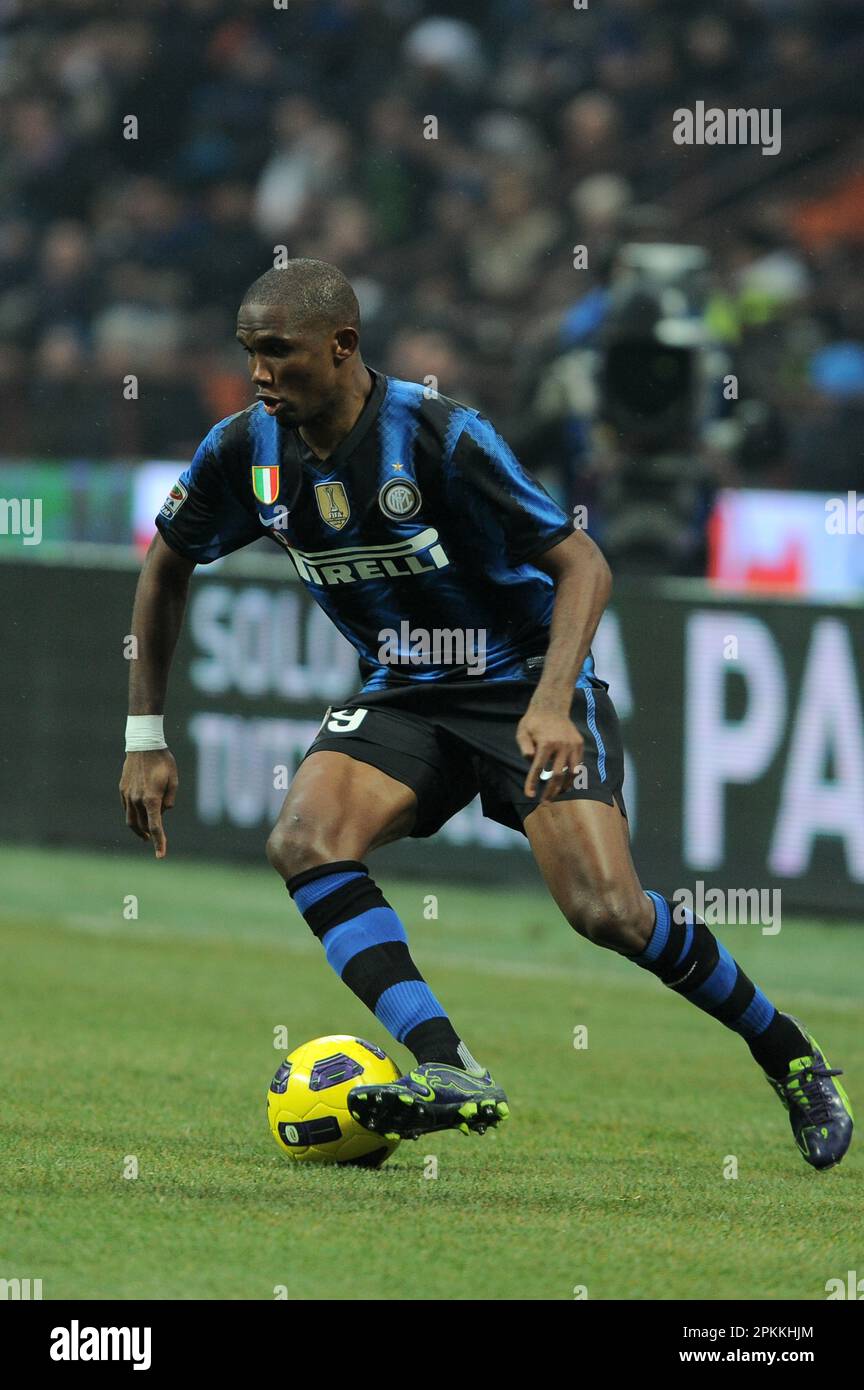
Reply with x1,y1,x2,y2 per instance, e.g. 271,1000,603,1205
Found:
444,412,573,567
154,421,261,564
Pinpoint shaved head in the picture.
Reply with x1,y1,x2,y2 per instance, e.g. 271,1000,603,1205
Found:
241,259,360,335
235,259,369,437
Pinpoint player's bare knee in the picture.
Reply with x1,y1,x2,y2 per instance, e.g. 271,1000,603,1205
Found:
567,893,651,953
265,815,339,881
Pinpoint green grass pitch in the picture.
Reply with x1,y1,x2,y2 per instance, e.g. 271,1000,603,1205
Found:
1,844,861,1301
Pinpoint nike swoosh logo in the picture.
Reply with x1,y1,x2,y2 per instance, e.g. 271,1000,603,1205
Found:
668,961,698,988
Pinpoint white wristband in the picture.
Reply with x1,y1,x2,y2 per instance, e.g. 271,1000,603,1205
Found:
125,715,167,752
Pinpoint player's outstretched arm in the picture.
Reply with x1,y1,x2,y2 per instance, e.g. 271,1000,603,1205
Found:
119,533,196,859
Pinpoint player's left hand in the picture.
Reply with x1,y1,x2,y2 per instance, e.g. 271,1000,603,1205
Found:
516,706,585,804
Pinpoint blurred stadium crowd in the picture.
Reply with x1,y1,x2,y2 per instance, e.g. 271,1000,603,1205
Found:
1,0,863,519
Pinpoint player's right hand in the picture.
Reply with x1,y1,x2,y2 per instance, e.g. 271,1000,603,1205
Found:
119,750,179,859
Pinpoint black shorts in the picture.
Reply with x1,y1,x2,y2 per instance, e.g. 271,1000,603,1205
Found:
301,662,627,839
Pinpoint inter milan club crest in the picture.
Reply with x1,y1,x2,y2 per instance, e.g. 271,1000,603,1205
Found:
251,465,280,505
379,477,421,520
314,481,350,530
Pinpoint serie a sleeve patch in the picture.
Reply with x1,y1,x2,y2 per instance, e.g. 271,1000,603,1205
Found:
159,479,188,519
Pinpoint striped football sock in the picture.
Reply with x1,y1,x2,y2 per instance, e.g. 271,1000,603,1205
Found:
626,891,810,1080
285,860,485,1075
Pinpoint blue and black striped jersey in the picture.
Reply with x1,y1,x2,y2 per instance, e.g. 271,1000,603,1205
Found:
155,368,597,692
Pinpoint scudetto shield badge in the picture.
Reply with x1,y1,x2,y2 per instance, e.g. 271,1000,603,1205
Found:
251,465,280,505
314,481,350,530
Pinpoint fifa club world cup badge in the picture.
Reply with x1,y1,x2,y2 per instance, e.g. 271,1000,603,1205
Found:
314,481,351,530
251,465,280,505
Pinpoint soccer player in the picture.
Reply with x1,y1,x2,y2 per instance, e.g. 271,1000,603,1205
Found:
120,259,853,1167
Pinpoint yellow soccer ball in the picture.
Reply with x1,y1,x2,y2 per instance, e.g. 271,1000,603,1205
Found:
267,1034,402,1167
